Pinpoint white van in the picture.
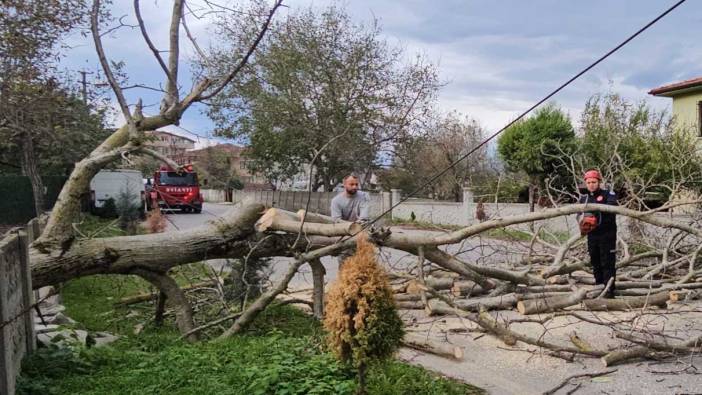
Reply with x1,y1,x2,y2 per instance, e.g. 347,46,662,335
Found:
90,169,146,212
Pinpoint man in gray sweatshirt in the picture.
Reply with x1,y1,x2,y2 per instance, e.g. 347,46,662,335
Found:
331,174,370,223
330,174,370,267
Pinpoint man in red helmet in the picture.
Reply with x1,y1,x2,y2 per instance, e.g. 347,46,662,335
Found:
578,169,618,298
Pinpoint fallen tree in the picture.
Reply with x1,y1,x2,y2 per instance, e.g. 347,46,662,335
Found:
26,2,702,371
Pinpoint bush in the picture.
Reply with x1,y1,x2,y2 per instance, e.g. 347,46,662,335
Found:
92,197,117,218
115,190,141,234
223,257,272,308
145,209,166,234
324,234,404,394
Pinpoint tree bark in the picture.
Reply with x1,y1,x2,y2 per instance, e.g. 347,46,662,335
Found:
402,333,464,360
517,286,603,315
256,207,361,236
309,258,325,319
30,203,266,288
133,269,198,341
20,130,46,217
582,291,670,311
154,291,166,326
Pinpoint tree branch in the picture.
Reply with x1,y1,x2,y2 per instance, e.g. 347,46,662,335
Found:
164,0,184,109
196,0,283,101
134,0,174,90
91,0,132,125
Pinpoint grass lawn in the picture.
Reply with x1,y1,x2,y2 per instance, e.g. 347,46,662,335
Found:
19,217,483,395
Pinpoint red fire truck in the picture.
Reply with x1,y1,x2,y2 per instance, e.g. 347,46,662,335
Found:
147,164,203,213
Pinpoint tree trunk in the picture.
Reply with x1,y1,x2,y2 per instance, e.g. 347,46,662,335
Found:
20,131,46,216
453,184,462,203
30,203,266,289
322,172,333,192
154,291,166,326
134,269,198,341
357,361,367,395
528,183,535,213
309,258,325,319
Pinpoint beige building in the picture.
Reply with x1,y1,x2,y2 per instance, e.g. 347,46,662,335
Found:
145,130,196,164
183,144,271,189
649,76,702,136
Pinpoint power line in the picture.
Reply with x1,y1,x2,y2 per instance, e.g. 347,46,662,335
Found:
348,0,688,238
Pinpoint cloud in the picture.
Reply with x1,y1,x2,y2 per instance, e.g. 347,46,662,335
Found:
60,0,701,140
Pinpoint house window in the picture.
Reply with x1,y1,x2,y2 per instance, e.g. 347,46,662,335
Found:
698,101,702,137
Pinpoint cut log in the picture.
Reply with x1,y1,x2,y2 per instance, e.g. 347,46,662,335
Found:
394,290,448,302
569,332,594,353
514,284,573,294
451,280,485,297
476,311,517,346
402,333,464,360
615,282,702,297
546,275,595,285
582,291,670,311
406,277,454,294
296,210,336,224
392,283,409,293
669,290,693,302
426,299,471,317
256,208,361,236
420,248,495,289
394,293,424,302
427,269,461,279
615,280,664,289
517,287,591,315
396,301,427,310
601,347,654,367
455,293,521,312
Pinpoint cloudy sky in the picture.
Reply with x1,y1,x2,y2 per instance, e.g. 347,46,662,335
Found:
62,0,701,147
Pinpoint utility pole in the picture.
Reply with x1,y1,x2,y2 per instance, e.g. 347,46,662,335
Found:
78,70,93,104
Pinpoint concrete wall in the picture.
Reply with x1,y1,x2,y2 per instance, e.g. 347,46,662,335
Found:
201,189,227,203
392,198,576,233
203,187,693,242
0,219,39,395
205,189,389,218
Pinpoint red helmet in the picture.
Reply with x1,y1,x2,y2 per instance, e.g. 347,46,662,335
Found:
583,170,602,181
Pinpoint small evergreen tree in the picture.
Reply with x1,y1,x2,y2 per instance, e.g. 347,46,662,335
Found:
223,257,272,309
115,189,141,234
324,234,404,394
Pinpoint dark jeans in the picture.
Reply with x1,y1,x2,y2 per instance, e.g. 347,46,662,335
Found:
587,231,617,296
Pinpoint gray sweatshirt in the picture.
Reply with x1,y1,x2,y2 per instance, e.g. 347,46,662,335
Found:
331,191,370,222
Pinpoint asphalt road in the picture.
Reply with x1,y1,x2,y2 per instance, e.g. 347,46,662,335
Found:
163,202,233,232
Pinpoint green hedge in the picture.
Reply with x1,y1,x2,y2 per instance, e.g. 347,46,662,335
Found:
0,175,67,224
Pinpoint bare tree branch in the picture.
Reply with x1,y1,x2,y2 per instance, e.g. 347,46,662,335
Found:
196,0,283,101
134,0,175,88
91,0,132,124
164,0,185,109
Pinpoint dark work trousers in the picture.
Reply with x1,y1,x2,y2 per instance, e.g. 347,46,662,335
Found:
587,231,617,295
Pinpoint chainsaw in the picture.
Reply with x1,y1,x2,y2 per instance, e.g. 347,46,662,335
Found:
579,213,598,236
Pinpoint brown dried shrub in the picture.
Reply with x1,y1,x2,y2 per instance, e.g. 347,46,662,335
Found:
324,233,404,393
145,208,167,234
